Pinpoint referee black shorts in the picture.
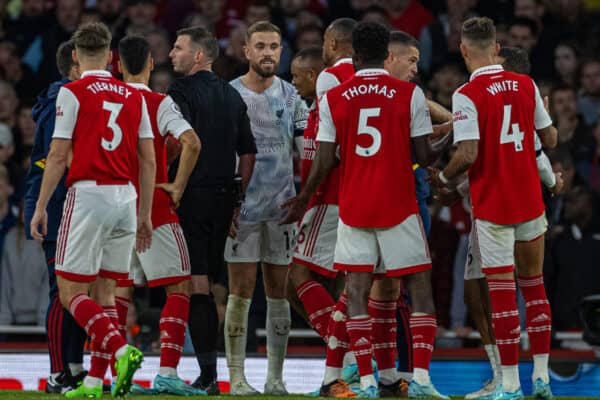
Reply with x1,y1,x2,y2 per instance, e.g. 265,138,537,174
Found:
177,186,236,281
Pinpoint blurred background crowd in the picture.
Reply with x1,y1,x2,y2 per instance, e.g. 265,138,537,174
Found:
0,0,599,354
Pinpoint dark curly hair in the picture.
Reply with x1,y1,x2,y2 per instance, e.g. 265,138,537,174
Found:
352,22,389,65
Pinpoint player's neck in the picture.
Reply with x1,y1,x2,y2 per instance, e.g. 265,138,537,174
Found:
123,72,150,87
333,53,352,65
355,62,384,71
468,57,497,74
243,69,275,93
187,62,212,76
79,61,108,74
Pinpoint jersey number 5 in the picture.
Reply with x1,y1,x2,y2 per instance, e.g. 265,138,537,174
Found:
102,101,124,151
500,104,524,152
356,107,381,157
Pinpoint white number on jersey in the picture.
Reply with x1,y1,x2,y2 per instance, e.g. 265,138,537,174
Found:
500,104,524,152
102,101,124,151
356,108,381,157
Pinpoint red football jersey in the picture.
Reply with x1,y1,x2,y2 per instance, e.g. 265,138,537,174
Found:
302,59,355,208
316,58,355,100
317,69,433,228
452,65,552,225
53,70,153,186
128,83,192,228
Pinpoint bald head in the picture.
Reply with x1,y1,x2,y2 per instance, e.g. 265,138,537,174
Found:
322,17,356,66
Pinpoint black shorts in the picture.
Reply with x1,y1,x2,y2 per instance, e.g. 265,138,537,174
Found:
177,186,235,280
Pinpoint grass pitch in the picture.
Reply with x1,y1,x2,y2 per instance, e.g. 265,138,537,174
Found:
0,393,599,400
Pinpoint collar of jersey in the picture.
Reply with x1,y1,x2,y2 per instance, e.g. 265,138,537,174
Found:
127,82,151,91
334,57,353,66
81,70,112,78
470,64,504,81
355,68,389,76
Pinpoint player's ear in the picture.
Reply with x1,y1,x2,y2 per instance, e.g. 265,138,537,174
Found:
107,50,113,67
149,56,155,73
117,59,123,74
459,42,468,62
493,42,500,56
72,49,78,65
243,43,250,61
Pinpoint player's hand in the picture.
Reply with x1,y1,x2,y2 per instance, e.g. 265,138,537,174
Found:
427,166,447,188
279,194,309,225
228,207,240,238
156,182,183,208
30,208,48,243
434,187,460,206
549,171,564,196
136,217,153,252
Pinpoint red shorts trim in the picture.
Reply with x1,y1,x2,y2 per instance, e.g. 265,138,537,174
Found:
117,279,134,288
98,269,130,280
147,275,190,288
55,269,97,283
482,265,515,275
292,257,338,278
334,263,374,273
385,263,432,277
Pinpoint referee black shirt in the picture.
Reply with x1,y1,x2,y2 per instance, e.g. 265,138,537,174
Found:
167,70,257,187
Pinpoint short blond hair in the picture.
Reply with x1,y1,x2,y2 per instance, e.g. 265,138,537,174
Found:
72,22,112,57
462,17,496,48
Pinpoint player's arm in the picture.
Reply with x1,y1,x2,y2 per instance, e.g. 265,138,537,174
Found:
280,94,337,224
430,92,479,187
30,87,78,241
136,98,156,252
533,84,557,148
411,86,438,167
427,99,452,123
236,101,257,191
155,96,201,206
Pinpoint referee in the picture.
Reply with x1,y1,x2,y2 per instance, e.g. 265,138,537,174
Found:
167,26,257,395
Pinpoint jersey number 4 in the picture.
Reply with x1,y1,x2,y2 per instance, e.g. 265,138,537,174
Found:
500,104,524,152
356,107,381,157
102,101,124,151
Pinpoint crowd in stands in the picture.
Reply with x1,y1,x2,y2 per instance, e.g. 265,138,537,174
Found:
0,0,599,351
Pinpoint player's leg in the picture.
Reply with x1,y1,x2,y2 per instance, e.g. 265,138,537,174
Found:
514,214,552,399
261,221,296,395
475,219,523,397
333,219,378,396
379,214,447,399
224,221,261,394
395,284,413,382
289,204,338,340
185,188,234,394
136,222,203,395
42,240,70,393
369,277,407,396
464,227,502,399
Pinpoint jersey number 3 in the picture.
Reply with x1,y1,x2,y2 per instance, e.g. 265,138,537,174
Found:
500,104,524,152
102,101,124,151
356,107,381,157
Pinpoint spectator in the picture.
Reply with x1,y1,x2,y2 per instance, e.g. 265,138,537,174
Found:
507,17,538,54
544,186,600,331
549,84,594,163
37,0,82,86
385,0,433,39
96,0,125,35
146,28,171,67
0,44,40,99
359,5,391,27
4,0,51,57
0,80,18,128
244,0,271,26
279,0,311,41
578,58,600,126
0,203,48,327
213,23,248,81
122,0,159,37
294,24,323,52
418,0,476,76
0,165,15,255
149,65,174,93
427,62,467,111
554,41,581,88
192,0,232,40
574,120,600,191
545,150,585,230
514,0,561,80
